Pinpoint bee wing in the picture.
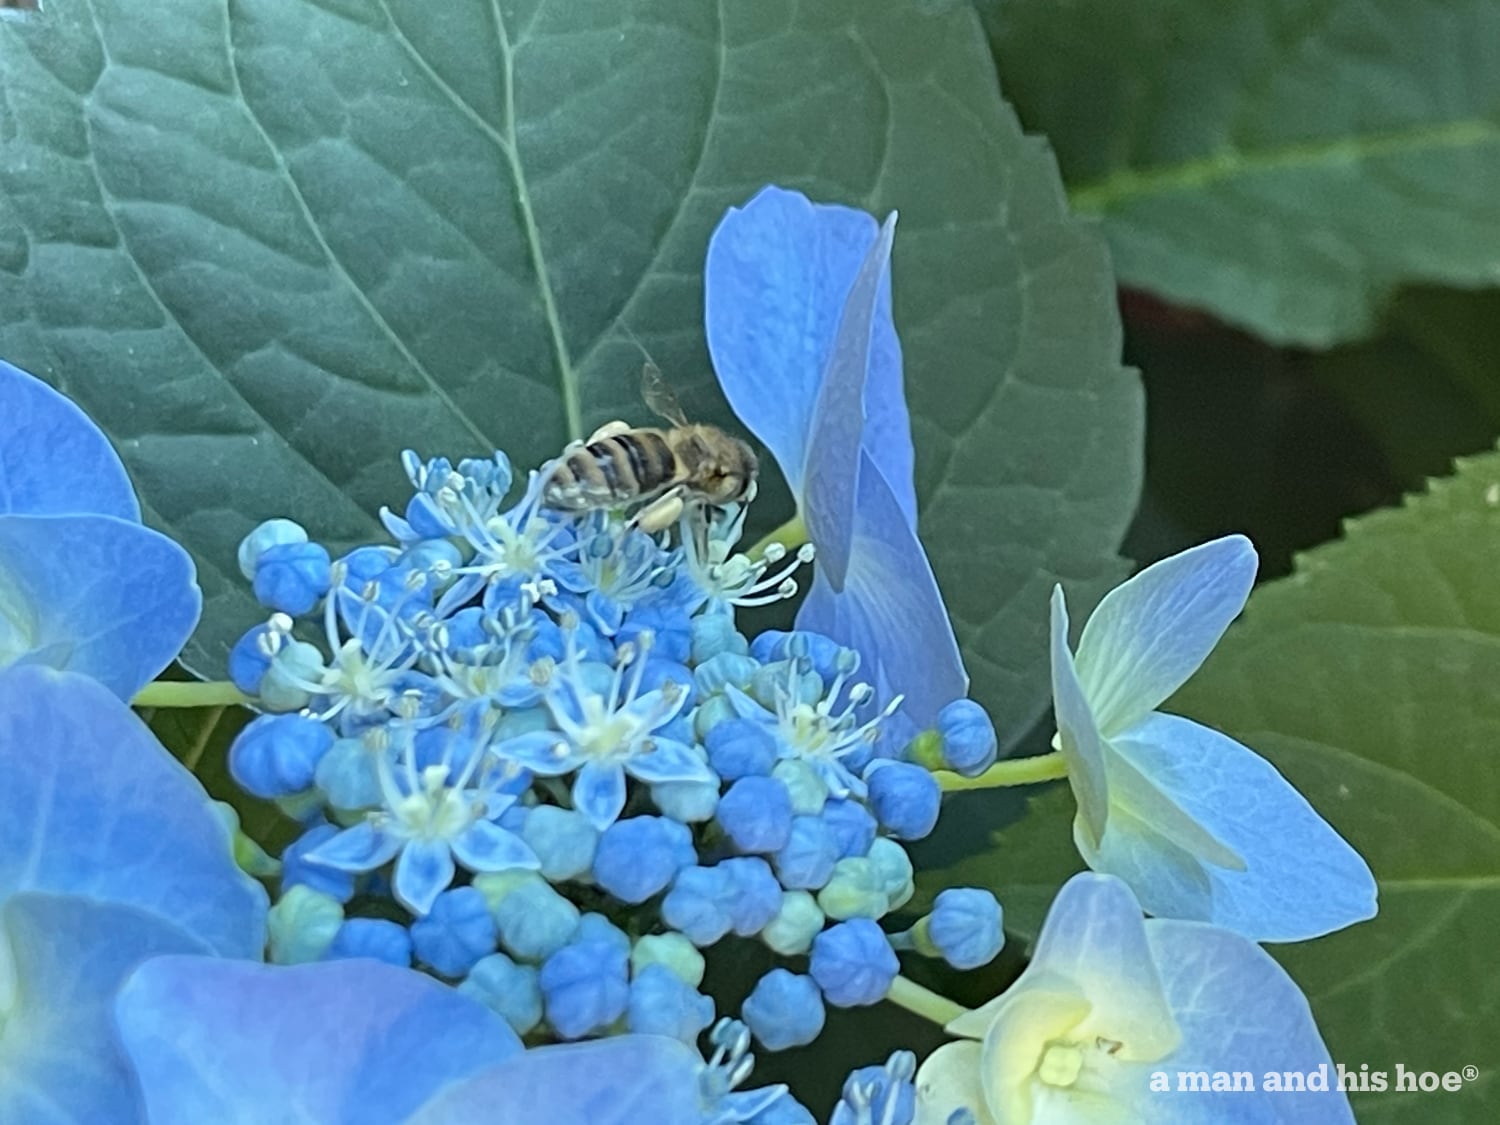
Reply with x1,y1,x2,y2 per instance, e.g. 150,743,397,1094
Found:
640,361,691,428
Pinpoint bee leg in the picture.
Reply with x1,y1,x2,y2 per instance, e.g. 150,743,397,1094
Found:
586,419,633,443
632,488,686,535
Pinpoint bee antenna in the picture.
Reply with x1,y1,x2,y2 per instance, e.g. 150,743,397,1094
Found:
617,323,658,369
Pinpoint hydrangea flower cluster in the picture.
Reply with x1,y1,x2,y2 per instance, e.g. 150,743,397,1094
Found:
224,188,1007,1057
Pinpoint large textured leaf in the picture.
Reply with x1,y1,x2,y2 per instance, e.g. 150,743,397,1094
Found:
981,0,1500,347
0,0,1140,741
934,451,1500,1124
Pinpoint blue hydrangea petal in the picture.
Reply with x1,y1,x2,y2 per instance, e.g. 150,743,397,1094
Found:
115,956,522,1125
1074,536,1257,736
0,893,211,1125
1141,920,1355,1124
305,821,404,873
573,760,629,830
405,1035,708,1125
0,360,139,520
1106,714,1378,941
705,187,913,516
395,837,457,917
0,666,266,957
451,819,540,875
909,1040,986,1125
1049,588,1111,850
803,213,899,589
496,729,579,776
797,455,964,728
626,737,716,786
0,514,200,699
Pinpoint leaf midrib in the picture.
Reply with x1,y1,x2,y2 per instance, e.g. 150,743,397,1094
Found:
1069,116,1499,213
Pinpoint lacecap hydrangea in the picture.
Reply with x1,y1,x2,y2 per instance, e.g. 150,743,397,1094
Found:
225,186,1004,1060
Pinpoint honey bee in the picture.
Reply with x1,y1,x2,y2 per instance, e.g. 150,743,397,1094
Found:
543,361,758,534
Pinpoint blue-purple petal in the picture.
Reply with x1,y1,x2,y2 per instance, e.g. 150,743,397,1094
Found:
405,1035,708,1125
0,893,211,1125
0,513,199,699
1144,920,1355,1124
0,360,139,520
705,187,913,518
0,666,266,957
804,213,900,588
797,455,964,729
115,956,521,1125
496,729,580,776
573,760,629,831
1104,714,1377,942
1074,536,1257,736
395,838,457,917
305,820,404,873
452,819,541,874
1048,588,1111,850
626,738,716,785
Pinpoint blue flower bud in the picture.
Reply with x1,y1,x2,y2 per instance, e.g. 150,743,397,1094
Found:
662,865,735,946
716,776,793,854
867,838,915,912
691,611,749,663
694,652,759,696
575,912,632,957
258,639,327,713
773,815,839,890
253,540,332,615
593,816,695,903
761,890,826,957
228,624,274,694
482,872,581,962
520,805,600,882
460,952,543,1035
267,885,342,965
822,798,877,859
694,694,738,741
773,760,828,815
630,932,706,987
865,760,940,840
818,857,889,921
937,698,998,777
238,518,308,580
313,736,383,811
723,857,783,936
539,937,630,1039
229,713,333,798
652,779,720,822
411,886,498,977
706,718,778,780
618,609,692,662
281,823,355,901
926,888,1004,970
326,917,411,967
627,963,716,1043
750,630,847,681
742,969,825,1051
810,918,899,1007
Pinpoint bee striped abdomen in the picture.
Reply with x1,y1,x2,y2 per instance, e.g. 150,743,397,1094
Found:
546,429,677,509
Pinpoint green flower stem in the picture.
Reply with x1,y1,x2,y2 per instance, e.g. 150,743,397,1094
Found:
936,750,1069,792
885,973,969,1028
132,680,252,709
748,511,808,561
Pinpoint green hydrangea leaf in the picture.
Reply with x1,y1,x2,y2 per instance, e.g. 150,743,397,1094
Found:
981,0,1500,347
0,0,1139,743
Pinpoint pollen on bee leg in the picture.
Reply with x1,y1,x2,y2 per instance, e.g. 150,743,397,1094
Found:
633,491,685,533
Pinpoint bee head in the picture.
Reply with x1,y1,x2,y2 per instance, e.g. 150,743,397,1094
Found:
703,438,758,504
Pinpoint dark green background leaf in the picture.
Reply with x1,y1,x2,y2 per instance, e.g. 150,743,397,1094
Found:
0,0,1140,745
925,449,1500,1122
981,0,1500,348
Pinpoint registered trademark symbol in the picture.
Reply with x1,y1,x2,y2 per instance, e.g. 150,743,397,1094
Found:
1463,1065,1478,1082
